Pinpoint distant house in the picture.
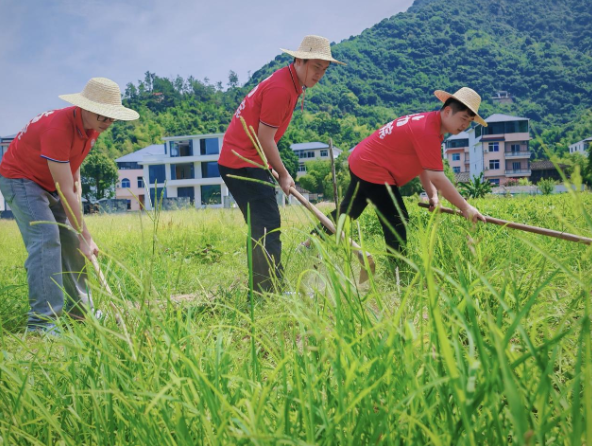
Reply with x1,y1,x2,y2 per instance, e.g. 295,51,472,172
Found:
135,133,231,210
466,113,532,187
530,160,567,184
0,134,16,217
292,142,342,177
115,144,165,211
491,91,514,105
568,137,592,155
443,131,470,175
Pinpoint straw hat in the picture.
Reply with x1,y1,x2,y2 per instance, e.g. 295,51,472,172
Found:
280,35,346,66
59,77,139,121
434,87,487,127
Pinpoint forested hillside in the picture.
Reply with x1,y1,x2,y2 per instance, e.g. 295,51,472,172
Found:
94,0,592,161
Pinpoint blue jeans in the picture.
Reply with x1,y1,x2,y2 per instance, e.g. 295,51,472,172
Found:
0,174,92,328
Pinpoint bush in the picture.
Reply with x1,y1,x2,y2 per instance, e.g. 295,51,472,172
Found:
538,178,556,195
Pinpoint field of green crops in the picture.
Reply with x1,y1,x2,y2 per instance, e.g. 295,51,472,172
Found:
0,192,591,445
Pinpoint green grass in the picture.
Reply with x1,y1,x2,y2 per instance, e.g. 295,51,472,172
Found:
0,192,591,445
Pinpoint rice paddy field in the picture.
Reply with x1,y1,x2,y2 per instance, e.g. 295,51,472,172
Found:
0,191,591,445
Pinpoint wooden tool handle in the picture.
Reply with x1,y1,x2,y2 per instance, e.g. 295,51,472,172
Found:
418,202,592,245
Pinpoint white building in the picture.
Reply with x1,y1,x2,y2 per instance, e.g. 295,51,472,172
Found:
443,131,470,175
292,142,342,177
569,137,592,155
138,133,231,210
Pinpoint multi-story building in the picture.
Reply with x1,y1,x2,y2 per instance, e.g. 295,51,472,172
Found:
115,144,165,211
292,142,342,177
132,133,231,210
0,134,16,216
467,114,531,186
443,131,470,175
569,137,592,155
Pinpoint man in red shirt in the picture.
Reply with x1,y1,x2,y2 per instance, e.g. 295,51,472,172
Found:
0,78,139,334
218,35,345,294
304,87,487,267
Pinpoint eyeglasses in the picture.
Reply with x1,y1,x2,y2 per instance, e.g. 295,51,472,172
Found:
96,114,117,123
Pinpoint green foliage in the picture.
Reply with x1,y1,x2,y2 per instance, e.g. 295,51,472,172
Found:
1,193,592,444
80,152,119,201
277,139,299,178
538,178,556,195
458,172,493,198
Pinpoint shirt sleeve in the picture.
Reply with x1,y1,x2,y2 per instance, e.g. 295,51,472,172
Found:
259,87,293,128
40,127,72,163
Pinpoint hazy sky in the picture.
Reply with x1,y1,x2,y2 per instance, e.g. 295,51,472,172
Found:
0,0,414,135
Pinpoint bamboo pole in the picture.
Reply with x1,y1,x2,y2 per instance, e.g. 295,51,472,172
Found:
418,202,592,245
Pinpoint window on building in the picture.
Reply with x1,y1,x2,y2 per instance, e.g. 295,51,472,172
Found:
200,138,219,155
201,185,221,205
512,162,521,171
121,178,131,188
446,139,469,149
137,177,144,188
453,167,461,173
170,163,194,180
475,126,482,138
148,165,166,184
489,160,500,170
170,140,193,157
117,162,140,170
298,164,306,172
489,142,499,152
307,151,315,158
452,153,461,161
150,187,166,206
320,150,328,157
177,186,195,204
510,144,521,153
201,162,220,179
489,179,500,186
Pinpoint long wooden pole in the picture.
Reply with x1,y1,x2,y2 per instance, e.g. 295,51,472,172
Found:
418,202,592,245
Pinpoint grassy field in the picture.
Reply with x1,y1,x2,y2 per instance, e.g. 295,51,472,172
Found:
0,192,591,445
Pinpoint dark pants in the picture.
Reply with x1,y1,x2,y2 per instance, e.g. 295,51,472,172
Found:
219,165,283,293
318,169,409,256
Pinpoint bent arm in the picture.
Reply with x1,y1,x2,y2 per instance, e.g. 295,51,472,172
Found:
422,169,485,222
258,123,294,194
47,160,95,251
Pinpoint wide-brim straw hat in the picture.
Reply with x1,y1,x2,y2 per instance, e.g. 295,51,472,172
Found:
59,77,139,121
280,35,346,65
434,87,487,127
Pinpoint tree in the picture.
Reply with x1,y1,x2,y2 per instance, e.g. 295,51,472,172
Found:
277,139,299,178
227,70,239,89
538,178,555,195
458,172,492,198
80,152,119,201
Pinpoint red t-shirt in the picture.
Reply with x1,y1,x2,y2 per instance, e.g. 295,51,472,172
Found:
0,106,98,192
218,64,303,169
348,111,444,186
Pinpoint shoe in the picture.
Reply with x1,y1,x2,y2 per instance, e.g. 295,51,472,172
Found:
296,241,313,253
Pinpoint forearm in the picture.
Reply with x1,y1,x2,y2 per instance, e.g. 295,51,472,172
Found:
429,174,470,211
260,139,287,176
419,172,438,198
60,189,90,239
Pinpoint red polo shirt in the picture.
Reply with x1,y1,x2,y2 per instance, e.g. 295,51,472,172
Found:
348,111,444,186
0,106,98,192
218,64,303,169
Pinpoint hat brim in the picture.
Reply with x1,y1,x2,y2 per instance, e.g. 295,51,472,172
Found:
434,90,487,127
280,48,346,65
59,93,140,121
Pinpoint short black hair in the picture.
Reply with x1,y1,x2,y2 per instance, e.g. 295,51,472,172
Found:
441,98,476,117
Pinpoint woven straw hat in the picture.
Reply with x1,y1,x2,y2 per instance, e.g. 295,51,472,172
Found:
434,87,487,127
280,35,346,66
59,77,139,121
